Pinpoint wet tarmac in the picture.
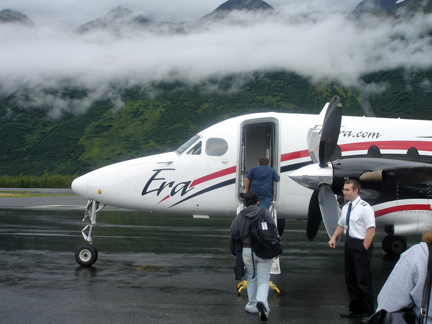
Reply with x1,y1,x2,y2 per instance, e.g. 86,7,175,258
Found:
0,189,417,324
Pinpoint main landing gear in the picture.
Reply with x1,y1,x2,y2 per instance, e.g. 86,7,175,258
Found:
382,234,407,256
75,199,105,267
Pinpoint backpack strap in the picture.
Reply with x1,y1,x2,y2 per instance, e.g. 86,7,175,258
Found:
419,242,432,324
259,208,267,221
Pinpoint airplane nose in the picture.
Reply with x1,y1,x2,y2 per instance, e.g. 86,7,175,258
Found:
71,174,89,198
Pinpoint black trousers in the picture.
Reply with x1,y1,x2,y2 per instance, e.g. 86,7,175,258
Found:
344,237,374,316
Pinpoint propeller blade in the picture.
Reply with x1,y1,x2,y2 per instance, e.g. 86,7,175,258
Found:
318,184,341,241
319,96,342,168
306,190,322,241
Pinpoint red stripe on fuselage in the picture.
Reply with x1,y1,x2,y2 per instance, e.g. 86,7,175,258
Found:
190,166,236,188
280,141,432,163
340,141,432,152
157,195,171,205
281,150,309,162
375,204,431,217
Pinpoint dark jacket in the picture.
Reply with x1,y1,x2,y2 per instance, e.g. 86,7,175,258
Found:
230,236,245,280
230,206,273,245
229,206,273,280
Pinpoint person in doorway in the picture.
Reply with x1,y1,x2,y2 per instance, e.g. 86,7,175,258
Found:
244,156,280,210
328,179,376,324
230,191,275,322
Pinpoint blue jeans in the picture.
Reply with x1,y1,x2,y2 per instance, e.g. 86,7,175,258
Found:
258,196,271,210
242,248,273,313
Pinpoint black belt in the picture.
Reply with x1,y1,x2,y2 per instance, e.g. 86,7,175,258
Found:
346,236,363,241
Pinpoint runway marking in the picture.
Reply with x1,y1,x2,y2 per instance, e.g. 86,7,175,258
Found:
137,264,172,272
24,205,84,209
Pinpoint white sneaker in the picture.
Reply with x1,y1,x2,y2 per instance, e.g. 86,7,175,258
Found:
245,307,258,314
256,301,268,322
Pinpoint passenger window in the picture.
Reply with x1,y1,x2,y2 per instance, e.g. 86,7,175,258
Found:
187,142,202,155
206,138,228,156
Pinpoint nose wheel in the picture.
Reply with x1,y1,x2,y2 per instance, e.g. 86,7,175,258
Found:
75,243,98,266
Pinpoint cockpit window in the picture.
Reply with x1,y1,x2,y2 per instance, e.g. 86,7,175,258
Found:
176,135,200,154
206,138,228,156
187,141,202,155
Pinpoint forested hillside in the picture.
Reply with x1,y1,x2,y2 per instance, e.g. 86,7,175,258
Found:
1,69,431,177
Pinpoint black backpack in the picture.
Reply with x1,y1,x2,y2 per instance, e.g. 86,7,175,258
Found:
249,209,283,259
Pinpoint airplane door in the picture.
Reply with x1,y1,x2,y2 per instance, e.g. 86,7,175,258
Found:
238,118,280,204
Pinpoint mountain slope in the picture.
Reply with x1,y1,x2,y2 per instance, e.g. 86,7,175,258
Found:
2,68,432,177
0,72,364,176
354,0,430,13
213,0,274,12
0,9,35,26
75,6,152,33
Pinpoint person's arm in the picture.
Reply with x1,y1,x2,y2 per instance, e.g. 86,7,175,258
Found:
244,178,250,194
329,225,344,248
273,170,280,182
363,226,375,250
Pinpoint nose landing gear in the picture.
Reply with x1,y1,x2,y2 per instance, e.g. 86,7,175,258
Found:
75,199,105,266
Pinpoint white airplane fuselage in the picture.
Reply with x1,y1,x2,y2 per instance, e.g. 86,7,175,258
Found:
72,110,432,237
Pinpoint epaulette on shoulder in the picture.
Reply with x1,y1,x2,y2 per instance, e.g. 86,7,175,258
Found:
360,200,368,207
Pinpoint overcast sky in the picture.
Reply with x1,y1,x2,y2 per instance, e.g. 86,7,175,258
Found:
1,0,431,116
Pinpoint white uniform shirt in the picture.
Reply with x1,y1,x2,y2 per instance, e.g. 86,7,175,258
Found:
337,196,376,239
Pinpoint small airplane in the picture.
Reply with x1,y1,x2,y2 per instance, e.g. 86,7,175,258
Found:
71,96,432,266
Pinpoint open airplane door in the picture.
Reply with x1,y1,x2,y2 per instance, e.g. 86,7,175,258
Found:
238,117,279,202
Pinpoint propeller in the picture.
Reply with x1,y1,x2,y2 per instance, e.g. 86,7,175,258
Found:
292,97,432,242
304,95,342,241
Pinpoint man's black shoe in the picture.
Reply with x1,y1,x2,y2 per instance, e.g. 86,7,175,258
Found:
340,311,362,318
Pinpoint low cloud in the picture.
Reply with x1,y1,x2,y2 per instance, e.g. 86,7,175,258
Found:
419,78,431,92
1,0,432,117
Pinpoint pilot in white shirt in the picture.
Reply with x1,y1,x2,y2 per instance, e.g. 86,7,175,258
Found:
329,179,376,323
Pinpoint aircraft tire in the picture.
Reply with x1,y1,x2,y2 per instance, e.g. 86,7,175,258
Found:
75,243,98,266
383,235,407,256
381,235,390,253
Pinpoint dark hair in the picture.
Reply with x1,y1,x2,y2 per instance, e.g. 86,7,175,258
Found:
345,179,361,193
258,156,269,166
244,191,259,207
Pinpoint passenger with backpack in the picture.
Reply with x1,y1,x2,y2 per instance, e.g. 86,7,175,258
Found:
230,191,282,322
